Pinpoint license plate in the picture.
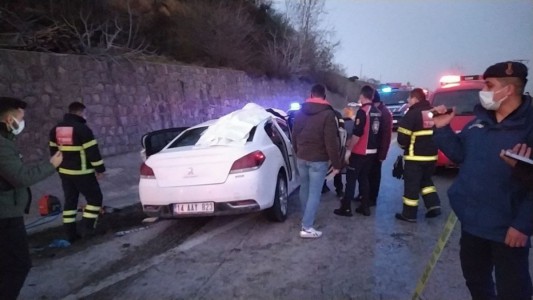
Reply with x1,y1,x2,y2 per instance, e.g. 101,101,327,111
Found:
174,202,214,214
393,120,398,124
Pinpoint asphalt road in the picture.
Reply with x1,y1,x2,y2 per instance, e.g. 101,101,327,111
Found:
19,137,533,300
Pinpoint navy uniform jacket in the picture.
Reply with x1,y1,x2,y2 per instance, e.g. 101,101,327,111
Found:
433,96,533,244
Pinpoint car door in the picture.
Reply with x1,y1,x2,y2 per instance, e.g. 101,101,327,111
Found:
272,120,299,187
141,127,189,158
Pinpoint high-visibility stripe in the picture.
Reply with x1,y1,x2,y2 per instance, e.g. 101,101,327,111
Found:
91,160,104,167
409,135,416,157
59,145,83,151
421,186,437,195
412,130,433,136
398,127,412,136
80,150,86,171
63,217,76,223
403,197,419,207
59,168,94,175
49,141,58,147
366,149,377,154
63,210,77,223
404,155,438,161
85,205,101,211
404,127,435,159
83,140,97,149
83,212,99,219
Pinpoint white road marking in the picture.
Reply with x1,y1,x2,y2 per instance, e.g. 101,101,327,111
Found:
62,214,255,300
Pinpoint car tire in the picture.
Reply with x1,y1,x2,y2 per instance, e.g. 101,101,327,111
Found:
265,173,288,222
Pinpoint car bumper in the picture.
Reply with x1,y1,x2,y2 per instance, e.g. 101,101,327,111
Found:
139,171,274,218
142,201,261,218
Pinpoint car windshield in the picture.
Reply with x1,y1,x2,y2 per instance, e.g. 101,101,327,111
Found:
432,89,479,116
380,90,410,106
167,126,257,148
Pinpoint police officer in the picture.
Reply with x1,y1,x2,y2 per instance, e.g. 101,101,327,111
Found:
0,97,62,299
395,88,441,222
334,85,382,217
433,61,533,299
49,102,105,242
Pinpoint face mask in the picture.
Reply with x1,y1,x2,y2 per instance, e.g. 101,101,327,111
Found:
479,87,508,111
10,116,25,135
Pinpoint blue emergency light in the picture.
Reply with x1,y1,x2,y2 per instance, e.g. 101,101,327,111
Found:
290,102,301,110
381,87,392,93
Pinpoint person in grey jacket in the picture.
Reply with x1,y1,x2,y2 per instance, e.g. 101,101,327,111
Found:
0,97,62,300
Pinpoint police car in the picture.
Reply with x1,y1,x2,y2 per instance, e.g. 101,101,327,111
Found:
429,75,484,168
378,83,411,129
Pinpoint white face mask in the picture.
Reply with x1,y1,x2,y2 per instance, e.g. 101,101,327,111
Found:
479,87,508,111
10,116,25,135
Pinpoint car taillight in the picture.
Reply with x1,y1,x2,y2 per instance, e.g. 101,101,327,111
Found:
140,162,155,179
230,151,265,174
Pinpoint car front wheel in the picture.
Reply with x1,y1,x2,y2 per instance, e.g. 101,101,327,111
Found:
265,173,288,222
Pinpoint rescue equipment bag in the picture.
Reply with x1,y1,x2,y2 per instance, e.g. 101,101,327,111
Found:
38,194,62,216
392,155,404,179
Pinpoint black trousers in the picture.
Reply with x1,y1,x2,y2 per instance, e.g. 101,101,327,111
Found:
460,230,532,300
401,160,440,218
60,174,103,239
60,174,103,211
344,154,374,209
368,158,382,204
0,217,31,300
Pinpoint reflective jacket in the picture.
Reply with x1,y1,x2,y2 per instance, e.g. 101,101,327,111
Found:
351,103,381,155
397,100,438,161
434,96,533,243
49,114,105,175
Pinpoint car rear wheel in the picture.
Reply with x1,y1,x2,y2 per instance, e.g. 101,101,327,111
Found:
265,173,288,222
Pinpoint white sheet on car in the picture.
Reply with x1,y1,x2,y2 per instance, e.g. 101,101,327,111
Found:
195,103,272,147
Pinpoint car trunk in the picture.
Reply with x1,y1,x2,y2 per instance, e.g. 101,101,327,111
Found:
147,146,247,187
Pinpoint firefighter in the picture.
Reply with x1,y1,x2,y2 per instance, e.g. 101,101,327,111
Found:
49,102,105,242
395,88,441,222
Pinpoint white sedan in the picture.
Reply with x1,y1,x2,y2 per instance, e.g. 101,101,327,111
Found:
139,114,300,222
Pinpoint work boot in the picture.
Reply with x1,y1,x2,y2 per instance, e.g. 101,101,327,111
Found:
355,205,371,216
395,213,417,223
64,223,81,243
425,208,442,218
333,198,353,217
80,218,97,238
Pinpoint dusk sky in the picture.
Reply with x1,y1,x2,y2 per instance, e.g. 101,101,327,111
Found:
277,0,533,93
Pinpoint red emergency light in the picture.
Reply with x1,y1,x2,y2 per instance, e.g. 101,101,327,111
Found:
439,75,461,86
